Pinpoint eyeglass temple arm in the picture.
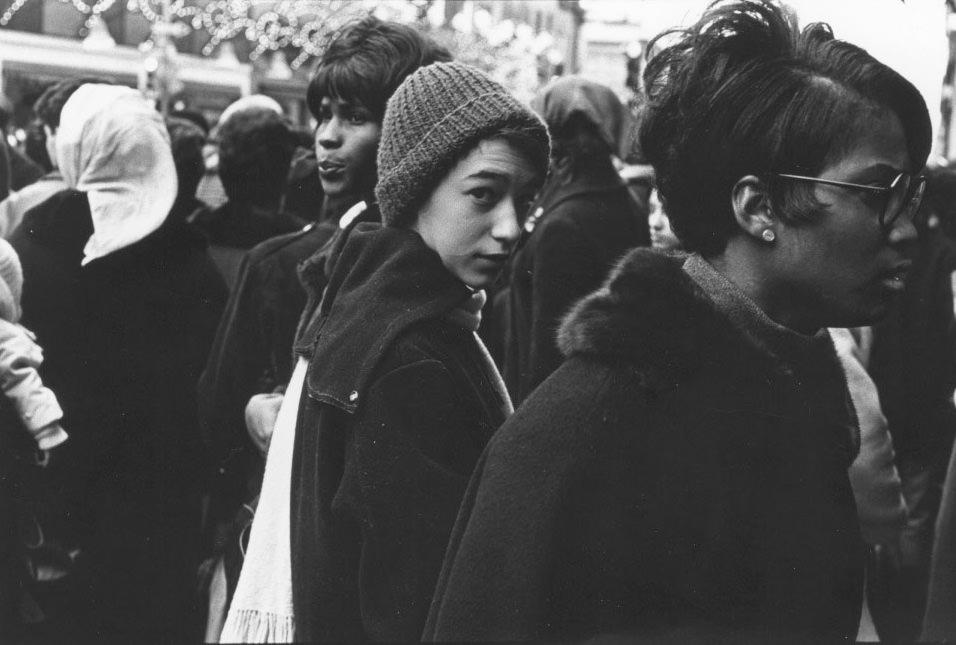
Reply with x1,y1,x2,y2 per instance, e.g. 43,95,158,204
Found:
772,173,887,194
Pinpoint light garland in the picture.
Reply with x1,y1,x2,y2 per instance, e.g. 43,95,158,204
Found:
1,0,374,68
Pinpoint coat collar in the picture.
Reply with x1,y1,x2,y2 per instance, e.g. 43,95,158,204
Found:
303,222,471,413
557,248,789,386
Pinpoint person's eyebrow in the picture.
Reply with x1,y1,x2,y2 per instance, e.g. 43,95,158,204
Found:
848,162,905,181
465,170,510,181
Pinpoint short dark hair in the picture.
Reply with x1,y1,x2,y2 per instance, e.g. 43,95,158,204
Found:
170,108,210,136
166,116,206,200
218,108,295,206
639,0,932,256
306,16,452,123
34,78,105,130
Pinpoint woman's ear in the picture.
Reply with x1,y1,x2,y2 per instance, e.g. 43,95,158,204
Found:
731,175,776,242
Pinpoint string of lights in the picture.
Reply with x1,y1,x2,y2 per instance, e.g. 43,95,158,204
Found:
0,0,368,68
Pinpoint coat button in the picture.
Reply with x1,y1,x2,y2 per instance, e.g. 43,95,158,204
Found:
349,391,359,403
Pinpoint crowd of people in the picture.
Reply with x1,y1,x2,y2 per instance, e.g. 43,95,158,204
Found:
1,0,956,641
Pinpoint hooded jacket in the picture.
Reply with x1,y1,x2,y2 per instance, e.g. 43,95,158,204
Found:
426,249,863,642
289,222,511,641
502,156,646,403
500,76,647,404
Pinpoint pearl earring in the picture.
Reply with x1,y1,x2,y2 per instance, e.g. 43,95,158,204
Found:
761,229,776,243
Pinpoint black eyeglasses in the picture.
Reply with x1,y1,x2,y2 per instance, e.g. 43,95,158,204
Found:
772,172,926,232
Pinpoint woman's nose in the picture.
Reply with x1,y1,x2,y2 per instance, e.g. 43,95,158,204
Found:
316,119,342,149
492,203,521,245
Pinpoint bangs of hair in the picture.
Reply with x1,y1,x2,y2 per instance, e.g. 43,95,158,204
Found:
306,17,452,123
307,57,382,119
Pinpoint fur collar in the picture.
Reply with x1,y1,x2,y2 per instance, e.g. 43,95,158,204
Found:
557,248,783,385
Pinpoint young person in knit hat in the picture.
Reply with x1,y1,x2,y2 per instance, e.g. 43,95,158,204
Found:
220,61,548,642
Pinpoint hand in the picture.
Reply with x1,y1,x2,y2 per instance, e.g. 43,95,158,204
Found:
244,392,284,456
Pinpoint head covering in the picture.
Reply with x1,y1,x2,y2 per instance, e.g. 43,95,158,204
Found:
375,62,550,226
0,238,23,322
56,84,177,265
530,76,629,158
216,94,283,130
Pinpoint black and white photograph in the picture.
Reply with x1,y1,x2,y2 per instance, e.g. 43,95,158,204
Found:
0,0,953,642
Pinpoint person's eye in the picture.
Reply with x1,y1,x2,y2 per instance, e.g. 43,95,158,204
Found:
468,186,497,204
348,112,369,125
317,108,332,124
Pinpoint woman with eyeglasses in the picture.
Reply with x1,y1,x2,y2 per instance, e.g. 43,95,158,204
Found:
424,1,931,641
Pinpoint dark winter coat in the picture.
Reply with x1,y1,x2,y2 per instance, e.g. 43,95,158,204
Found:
289,223,510,641
9,189,227,640
198,203,379,537
502,158,646,403
871,232,956,546
192,200,307,289
425,249,864,642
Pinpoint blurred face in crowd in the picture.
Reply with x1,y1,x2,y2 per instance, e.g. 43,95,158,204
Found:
648,188,680,251
314,96,381,199
758,109,919,332
413,138,542,289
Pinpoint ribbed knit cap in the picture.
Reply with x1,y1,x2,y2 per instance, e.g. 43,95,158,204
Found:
376,62,550,226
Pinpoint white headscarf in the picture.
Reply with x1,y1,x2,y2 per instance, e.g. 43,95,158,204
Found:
56,84,177,265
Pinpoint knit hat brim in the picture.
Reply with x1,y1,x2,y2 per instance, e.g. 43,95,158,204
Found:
375,62,550,227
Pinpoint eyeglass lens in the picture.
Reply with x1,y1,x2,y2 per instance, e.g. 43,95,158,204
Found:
882,174,925,230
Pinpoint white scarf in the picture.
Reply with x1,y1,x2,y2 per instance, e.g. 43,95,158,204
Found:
220,358,307,642
56,84,176,265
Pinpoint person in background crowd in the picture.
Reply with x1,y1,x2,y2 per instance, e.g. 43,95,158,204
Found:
165,115,210,224
889,165,956,641
829,325,907,641
424,0,930,640
194,94,282,211
191,107,302,289
0,80,88,238
0,238,70,638
648,186,682,251
170,107,210,138
9,83,227,641
863,164,956,642
499,76,647,405
0,95,43,193
196,18,451,640
221,61,548,642
0,237,67,454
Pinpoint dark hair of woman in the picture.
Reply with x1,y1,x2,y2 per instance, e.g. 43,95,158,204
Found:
306,16,452,122
639,0,931,255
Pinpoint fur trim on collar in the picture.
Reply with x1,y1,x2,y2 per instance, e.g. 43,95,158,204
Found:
557,248,772,383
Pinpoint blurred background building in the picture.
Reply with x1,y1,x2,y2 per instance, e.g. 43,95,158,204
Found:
0,0,953,161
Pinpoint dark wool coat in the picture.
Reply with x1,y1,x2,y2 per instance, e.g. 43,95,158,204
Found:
9,189,227,640
289,223,510,642
192,201,307,289
425,249,864,642
501,158,647,403
198,219,340,510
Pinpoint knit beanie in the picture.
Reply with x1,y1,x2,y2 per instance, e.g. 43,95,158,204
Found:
376,62,550,226
0,238,23,322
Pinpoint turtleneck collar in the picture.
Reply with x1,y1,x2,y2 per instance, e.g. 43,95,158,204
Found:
682,254,833,366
